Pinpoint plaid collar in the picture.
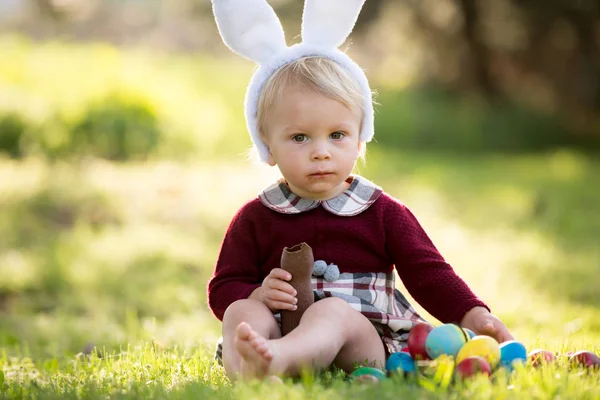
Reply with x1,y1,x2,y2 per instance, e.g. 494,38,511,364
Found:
258,175,383,216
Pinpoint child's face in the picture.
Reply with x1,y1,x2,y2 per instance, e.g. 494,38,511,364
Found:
262,85,362,201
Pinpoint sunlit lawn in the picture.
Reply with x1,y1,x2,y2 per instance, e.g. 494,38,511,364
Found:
1,34,600,398
1,148,599,398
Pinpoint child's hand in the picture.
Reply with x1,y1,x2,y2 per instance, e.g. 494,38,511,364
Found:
250,268,298,312
460,306,514,343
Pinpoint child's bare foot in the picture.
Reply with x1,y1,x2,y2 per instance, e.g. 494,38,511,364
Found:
235,322,274,379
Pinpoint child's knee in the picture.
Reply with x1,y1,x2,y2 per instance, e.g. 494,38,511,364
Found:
223,299,255,322
310,297,354,317
222,298,271,325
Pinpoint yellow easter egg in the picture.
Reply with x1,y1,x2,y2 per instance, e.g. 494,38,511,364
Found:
456,335,500,368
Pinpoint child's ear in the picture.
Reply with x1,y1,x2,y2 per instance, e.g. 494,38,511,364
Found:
260,132,277,166
267,149,277,166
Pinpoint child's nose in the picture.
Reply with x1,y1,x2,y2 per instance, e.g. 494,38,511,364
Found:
311,142,331,160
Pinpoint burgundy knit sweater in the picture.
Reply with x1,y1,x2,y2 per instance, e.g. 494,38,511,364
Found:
207,193,488,323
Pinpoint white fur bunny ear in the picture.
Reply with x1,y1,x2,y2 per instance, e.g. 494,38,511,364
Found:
301,0,366,48
211,0,287,64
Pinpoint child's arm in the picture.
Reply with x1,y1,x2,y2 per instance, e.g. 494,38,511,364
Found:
207,203,264,320
384,197,513,341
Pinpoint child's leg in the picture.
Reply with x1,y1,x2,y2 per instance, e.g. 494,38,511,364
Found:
221,299,281,379
235,297,385,379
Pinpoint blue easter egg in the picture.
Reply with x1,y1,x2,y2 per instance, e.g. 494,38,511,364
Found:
499,340,527,370
386,352,416,374
463,328,477,339
425,324,469,359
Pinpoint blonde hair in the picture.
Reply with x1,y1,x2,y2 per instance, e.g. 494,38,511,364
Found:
256,56,368,159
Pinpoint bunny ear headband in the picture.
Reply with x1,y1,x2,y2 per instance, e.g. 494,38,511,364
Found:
211,0,374,163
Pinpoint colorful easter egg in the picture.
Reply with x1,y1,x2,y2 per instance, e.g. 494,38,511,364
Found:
350,367,387,381
455,356,492,379
499,340,527,370
456,335,500,368
408,323,434,360
386,352,416,374
569,350,600,369
528,349,556,367
463,328,477,339
425,324,469,359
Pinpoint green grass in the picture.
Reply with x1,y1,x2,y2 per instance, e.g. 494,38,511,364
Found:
1,148,600,398
1,345,600,399
1,34,600,398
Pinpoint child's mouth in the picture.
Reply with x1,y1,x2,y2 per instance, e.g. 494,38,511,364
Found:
309,172,333,177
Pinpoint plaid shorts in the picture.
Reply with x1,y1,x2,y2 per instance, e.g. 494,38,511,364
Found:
213,271,427,364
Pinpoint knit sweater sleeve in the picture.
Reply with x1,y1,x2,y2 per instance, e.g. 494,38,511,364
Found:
382,195,489,323
207,201,263,321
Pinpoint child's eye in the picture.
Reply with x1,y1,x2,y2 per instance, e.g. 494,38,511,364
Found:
330,131,345,140
292,134,308,142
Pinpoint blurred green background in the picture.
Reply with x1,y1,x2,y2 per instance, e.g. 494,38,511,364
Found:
0,0,599,359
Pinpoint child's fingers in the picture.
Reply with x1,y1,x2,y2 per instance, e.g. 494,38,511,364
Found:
479,320,514,343
482,322,496,332
495,325,515,342
266,278,297,296
268,268,293,281
265,288,297,305
476,321,496,337
497,332,514,343
265,298,298,311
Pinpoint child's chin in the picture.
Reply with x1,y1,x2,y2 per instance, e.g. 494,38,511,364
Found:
306,184,343,199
